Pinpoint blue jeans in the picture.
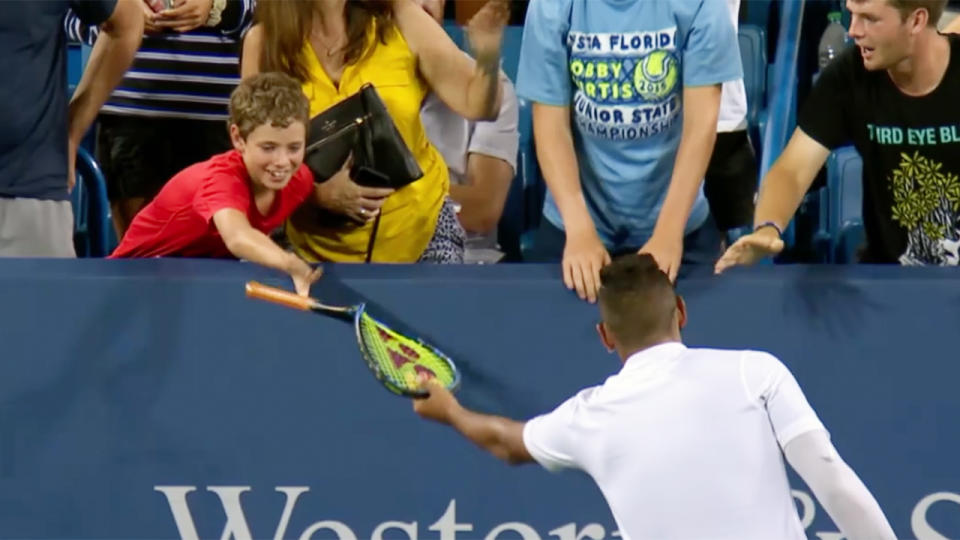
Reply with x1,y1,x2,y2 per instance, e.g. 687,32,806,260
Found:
526,215,724,271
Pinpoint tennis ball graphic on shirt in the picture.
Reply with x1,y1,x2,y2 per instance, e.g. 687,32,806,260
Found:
633,49,679,101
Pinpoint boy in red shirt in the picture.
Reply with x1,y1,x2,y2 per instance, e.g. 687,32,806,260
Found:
112,72,322,295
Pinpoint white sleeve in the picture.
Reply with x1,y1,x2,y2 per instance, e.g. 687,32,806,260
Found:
785,430,896,540
467,73,520,172
522,388,595,473
741,351,826,447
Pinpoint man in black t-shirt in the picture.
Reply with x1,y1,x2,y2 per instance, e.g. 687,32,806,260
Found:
0,0,141,256
716,0,959,268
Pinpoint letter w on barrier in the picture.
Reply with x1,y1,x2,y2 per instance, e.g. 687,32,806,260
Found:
155,485,309,540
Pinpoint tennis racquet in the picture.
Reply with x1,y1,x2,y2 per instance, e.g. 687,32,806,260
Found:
245,281,460,398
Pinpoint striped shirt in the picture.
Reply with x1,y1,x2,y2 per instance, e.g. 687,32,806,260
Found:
65,0,253,121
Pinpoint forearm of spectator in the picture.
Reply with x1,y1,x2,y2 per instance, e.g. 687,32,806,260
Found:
753,164,811,232
449,153,514,234
532,103,594,235
652,84,720,242
463,54,504,121
67,0,142,147
393,0,501,120
213,208,316,286
753,129,832,230
460,0,508,120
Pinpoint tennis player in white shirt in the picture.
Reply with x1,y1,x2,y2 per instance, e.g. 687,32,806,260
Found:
413,253,895,540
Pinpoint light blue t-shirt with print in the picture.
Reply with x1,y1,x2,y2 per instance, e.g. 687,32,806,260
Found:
517,0,743,250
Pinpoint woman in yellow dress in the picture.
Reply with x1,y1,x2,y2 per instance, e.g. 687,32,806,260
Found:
241,0,507,263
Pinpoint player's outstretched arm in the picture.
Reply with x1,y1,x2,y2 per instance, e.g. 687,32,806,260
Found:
785,430,896,540
413,378,533,465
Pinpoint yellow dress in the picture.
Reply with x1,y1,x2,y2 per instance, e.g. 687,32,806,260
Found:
287,20,449,262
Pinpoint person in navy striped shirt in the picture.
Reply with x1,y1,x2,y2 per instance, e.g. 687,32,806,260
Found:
66,0,254,240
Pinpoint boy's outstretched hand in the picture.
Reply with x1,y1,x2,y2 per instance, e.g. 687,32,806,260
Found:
287,255,324,297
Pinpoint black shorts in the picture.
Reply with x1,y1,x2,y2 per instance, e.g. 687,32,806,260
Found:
97,115,231,201
703,130,759,231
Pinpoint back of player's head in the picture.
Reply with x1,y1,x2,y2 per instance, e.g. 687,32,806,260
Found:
229,72,310,139
598,254,678,348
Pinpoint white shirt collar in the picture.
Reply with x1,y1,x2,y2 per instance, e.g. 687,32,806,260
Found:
620,341,687,373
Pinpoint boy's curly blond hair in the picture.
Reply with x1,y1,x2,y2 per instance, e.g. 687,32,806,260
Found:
229,72,310,139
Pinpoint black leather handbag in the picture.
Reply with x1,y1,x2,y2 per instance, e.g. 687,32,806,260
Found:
304,83,423,188
295,83,424,262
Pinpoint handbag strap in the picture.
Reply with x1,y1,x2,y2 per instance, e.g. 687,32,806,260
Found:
364,211,382,263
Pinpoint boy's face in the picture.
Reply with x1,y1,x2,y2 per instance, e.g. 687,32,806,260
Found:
230,120,306,191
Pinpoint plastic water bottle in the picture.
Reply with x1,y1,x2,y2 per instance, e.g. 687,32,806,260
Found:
817,11,848,70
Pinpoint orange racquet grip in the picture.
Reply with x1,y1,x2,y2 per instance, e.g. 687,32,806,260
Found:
245,281,314,311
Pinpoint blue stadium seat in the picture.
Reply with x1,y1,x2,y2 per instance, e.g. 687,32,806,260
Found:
443,24,523,84
832,149,865,263
814,146,864,262
442,22,464,49
754,65,776,165
518,98,545,259
497,98,543,261
72,146,117,257
498,148,526,262
743,0,774,31
500,25,524,83
722,25,768,246
67,44,83,97
67,43,98,153
738,24,767,136
515,98,542,229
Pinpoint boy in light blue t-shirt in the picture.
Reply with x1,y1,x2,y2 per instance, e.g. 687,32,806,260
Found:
517,0,742,302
